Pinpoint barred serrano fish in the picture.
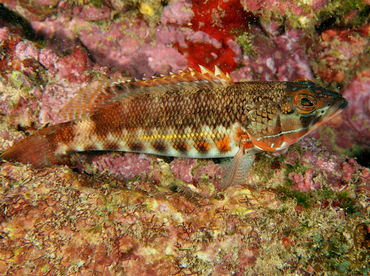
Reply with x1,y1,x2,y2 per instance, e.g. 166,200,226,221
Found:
1,66,348,188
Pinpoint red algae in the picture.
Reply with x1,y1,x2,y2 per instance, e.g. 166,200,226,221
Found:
175,0,251,72
0,27,22,79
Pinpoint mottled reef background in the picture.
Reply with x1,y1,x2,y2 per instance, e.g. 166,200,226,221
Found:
0,0,370,275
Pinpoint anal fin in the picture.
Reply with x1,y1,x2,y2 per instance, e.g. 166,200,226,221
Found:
220,139,255,190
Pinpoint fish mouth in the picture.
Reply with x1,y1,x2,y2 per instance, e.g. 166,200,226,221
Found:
339,98,348,110
311,96,348,129
328,97,348,118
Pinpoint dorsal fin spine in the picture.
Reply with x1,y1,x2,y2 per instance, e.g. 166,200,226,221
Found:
57,65,233,122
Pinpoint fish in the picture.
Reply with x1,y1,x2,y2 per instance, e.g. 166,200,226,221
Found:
0,66,348,188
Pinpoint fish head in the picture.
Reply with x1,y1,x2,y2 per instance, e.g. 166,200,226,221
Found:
244,80,348,152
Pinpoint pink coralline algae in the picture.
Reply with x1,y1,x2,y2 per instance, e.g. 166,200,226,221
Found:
75,5,111,21
30,5,188,78
193,160,225,188
161,0,194,25
341,75,370,148
313,27,370,84
170,158,225,189
27,0,249,75
170,158,198,183
1,0,60,21
244,0,327,14
232,28,313,82
242,0,304,15
14,40,39,61
54,45,93,83
92,153,153,181
290,168,320,192
284,138,363,192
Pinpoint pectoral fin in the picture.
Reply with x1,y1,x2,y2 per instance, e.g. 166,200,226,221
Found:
220,139,255,189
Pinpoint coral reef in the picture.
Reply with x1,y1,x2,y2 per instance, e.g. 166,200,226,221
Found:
0,147,369,274
0,0,369,274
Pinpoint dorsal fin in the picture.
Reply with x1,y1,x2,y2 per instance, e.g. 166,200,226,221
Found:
58,66,233,122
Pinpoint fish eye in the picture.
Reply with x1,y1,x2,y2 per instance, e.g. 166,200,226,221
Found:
294,91,317,114
300,97,314,107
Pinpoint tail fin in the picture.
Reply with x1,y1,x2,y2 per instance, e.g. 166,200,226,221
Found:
1,123,72,168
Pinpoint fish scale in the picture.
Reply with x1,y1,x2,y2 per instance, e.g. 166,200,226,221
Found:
0,66,348,189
